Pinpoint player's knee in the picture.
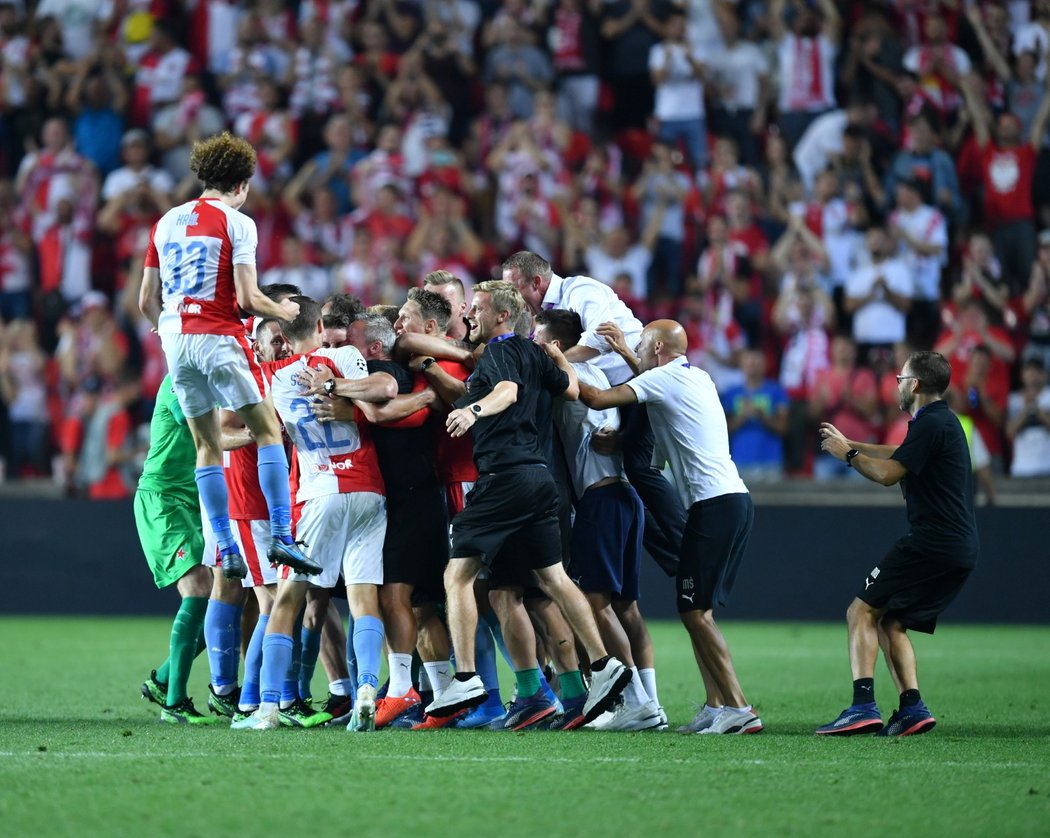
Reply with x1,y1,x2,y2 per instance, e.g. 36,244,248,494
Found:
179,564,212,598
847,598,876,625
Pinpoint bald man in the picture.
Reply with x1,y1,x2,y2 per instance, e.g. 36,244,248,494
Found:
579,320,762,735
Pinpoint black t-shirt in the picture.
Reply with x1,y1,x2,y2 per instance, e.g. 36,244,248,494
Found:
890,400,980,566
455,334,569,473
367,359,437,496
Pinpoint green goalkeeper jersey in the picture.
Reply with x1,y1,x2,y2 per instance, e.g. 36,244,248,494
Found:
137,374,197,501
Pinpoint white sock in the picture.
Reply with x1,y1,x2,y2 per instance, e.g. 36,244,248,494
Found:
706,703,723,713
728,704,752,714
329,679,353,697
213,683,236,696
387,653,413,697
626,668,649,707
423,661,454,699
259,701,278,715
639,667,659,705
417,666,432,692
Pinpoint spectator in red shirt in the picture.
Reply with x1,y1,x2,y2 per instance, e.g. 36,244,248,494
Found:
962,72,1050,292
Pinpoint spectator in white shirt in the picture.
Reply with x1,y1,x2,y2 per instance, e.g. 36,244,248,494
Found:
889,177,948,348
261,238,334,302
845,225,914,363
99,130,174,215
649,9,708,173
1006,356,1050,477
708,4,770,166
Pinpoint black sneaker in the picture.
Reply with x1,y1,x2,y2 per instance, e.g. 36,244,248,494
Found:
278,698,333,728
141,670,167,706
219,544,248,580
207,684,241,718
315,692,353,720
267,539,322,576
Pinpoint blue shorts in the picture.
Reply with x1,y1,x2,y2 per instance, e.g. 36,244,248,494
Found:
568,481,644,601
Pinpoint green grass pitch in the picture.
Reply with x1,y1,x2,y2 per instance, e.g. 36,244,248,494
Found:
1,618,1048,837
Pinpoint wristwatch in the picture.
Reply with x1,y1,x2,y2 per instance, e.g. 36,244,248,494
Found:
845,449,860,468
470,403,483,417
324,378,336,396
420,357,437,372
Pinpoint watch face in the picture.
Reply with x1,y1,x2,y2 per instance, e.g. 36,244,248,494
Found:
471,404,482,415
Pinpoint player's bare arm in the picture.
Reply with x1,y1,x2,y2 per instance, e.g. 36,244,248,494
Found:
446,380,518,438
138,266,162,328
578,380,638,410
351,387,437,425
233,263,300,321
219,408,253,450
297,364,398,402
820,423,906,486
395,332,475,368
417,360,467,406
819,423,898,458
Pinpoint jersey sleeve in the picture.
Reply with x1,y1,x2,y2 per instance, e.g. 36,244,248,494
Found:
228,212,259,266
144,222,160,268
891,415,937,476
539,350,570,396
626,366,667,405
323,346,368,379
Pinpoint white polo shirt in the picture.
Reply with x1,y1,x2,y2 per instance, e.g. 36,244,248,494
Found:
541,273,644,386
626,356,748,507
554,362,625,498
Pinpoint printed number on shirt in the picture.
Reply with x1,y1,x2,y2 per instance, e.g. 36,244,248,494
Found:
161,237,221,298
289,397,353,452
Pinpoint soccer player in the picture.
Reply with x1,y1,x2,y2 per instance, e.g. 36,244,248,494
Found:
136,374,218,725
534,309,664,731
579,320,762,735
816,351,978,737
425,281,631,725
137,131,319,586
233,297,397,731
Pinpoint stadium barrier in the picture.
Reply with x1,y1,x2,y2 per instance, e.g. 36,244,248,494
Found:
1,498,1044,623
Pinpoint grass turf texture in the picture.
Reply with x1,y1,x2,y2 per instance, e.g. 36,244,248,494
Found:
1,619,1048,837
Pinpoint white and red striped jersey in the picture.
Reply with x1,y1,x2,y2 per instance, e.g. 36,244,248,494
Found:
264,346,385,503
146,197,257,336
777,34,837,113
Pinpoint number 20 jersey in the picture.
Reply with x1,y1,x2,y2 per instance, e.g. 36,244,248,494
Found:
145,197,257,336
264,346,386,504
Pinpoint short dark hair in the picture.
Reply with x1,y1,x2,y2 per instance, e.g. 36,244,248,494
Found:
260,282,302,302
407,287,452,330
423,270,465,296
534,308,583,349
323,293,365,328
189,131,256,193
280,296,322,343
366,304,400,328
322,314,346,332
907,350,952,395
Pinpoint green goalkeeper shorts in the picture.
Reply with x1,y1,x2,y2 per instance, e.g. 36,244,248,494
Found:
134,489,204,589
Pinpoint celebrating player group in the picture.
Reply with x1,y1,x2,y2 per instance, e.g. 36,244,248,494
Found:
134,133,977,738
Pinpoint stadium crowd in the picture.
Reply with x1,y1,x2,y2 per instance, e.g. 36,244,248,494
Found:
2,0,1050,495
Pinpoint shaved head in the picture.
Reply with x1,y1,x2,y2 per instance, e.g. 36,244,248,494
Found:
637,319,688,371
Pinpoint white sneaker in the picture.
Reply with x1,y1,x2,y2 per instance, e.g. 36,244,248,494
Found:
230,706,279,731
656,706,669,730
586,699,664,732
425,675,487,717
697,706,763,735
677,704,722,733
347,684,376,732
582,657,631,724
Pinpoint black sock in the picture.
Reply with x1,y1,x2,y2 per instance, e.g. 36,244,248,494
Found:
900,689,921,708
454,671,477,683
852,677,875,706
590,655,610,672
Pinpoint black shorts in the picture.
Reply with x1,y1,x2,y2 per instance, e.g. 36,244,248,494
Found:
677,493,753,612
450,466,562,578
857,538,973,634
383,485,449,601
569,482,644,601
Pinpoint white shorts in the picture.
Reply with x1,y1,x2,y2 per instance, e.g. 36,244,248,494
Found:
161,332,267,419
283,492,386,588
201,512,277,588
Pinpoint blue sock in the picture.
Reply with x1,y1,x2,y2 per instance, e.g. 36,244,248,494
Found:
480,610,514,669
241,614,268,707
352,616,384,689
282,611,304,703
345,614,357,699
256,444,292,542
299,627,321,700
475,621,502,701
195,466,236,552
204,599,242,690
261,633,293,706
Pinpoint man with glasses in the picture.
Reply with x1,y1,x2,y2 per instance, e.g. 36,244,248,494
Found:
816,351,979,737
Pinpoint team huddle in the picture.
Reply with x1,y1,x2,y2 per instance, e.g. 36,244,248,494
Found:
134,133,977,738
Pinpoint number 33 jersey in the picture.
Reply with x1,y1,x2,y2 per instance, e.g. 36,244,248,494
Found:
146,197,257,336
264,346,386,504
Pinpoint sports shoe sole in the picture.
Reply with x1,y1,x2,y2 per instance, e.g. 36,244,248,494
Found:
427,688,487,718
816,719,884,736
582,667,633,725
891,717,937,737
507,705,557,731
266,543,323,576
